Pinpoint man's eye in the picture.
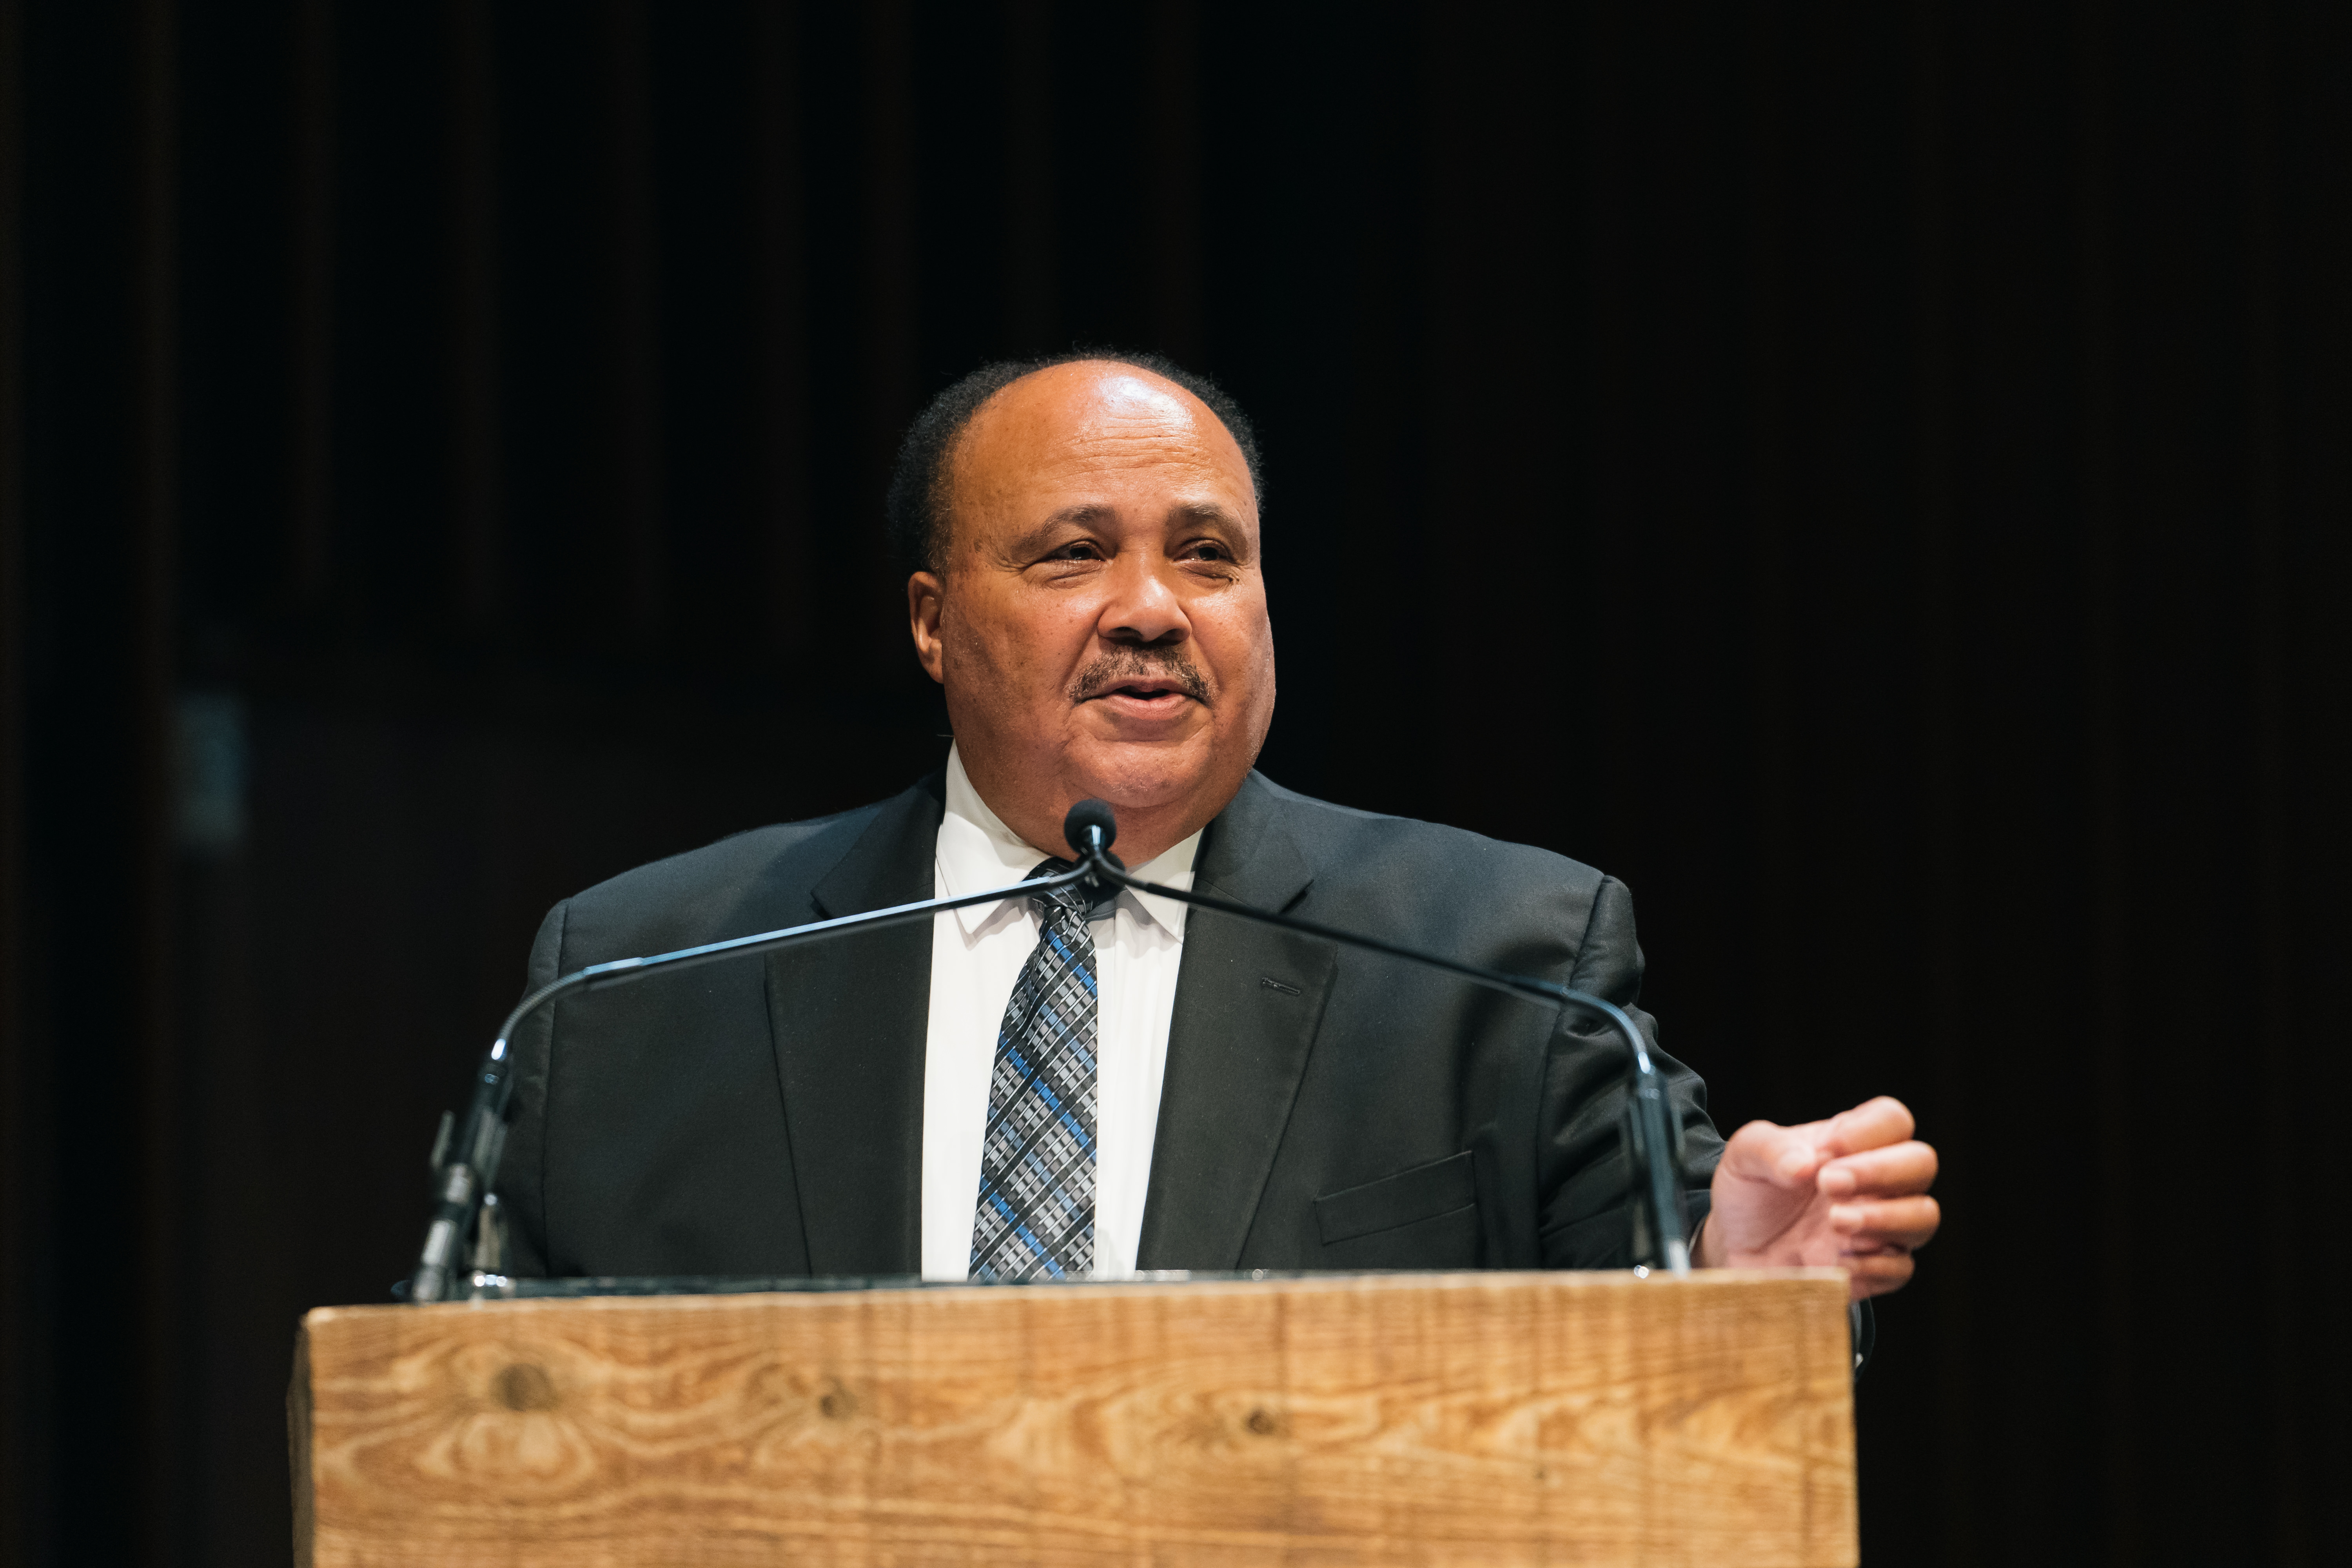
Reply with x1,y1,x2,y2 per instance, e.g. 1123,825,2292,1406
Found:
1052,542,1103,561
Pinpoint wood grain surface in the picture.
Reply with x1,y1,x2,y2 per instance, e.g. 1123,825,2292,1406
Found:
292,1270,1856,1567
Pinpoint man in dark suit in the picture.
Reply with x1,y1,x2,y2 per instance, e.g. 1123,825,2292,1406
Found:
496,352,1939,1297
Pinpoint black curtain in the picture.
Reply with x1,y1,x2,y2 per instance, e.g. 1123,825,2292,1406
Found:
2,3,2345,1564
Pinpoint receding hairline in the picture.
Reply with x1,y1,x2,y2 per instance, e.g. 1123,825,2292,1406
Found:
884,348,1265,579
928,360,1258,567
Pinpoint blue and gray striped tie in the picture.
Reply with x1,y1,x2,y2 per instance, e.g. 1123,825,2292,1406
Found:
969,859,1099,1281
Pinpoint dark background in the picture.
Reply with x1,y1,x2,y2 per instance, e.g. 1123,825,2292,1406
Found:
2,2,2346,1563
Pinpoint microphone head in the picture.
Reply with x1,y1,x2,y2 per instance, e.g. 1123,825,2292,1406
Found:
1063,798,1118,857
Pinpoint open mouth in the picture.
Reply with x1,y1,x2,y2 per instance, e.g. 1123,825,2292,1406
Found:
1100,680,1192,704
1091,682,1198,720
1069,654,1212,712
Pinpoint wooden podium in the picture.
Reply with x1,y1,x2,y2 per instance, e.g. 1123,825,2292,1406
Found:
290,1269,1857,1566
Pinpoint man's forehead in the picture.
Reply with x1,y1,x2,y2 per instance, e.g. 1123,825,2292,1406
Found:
951,363,1254,505
973,364,1221,456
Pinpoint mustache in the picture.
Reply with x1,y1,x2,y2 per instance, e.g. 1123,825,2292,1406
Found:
1068,646,1212,704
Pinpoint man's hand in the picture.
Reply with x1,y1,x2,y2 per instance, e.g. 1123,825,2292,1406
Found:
1693,1096,1939,1300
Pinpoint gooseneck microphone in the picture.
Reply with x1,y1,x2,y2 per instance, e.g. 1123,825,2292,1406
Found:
1064,797,1120,863
407,799,1690,1302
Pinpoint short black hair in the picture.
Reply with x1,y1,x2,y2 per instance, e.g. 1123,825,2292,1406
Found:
884,349,1263,578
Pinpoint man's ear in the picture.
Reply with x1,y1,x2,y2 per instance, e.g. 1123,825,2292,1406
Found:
907,570,947,684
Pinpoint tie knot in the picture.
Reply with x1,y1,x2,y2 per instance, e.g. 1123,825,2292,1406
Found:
1027,858,1114,922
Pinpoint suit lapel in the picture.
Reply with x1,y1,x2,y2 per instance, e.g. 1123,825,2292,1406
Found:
765,773,943,1276
1137,773,1333,1270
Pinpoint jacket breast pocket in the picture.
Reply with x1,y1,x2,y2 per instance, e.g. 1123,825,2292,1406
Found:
1312,1150,1479,1268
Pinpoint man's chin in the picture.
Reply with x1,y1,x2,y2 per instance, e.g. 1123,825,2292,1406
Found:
1061,733,1221,814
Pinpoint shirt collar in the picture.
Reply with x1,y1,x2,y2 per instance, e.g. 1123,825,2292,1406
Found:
936,745,1199,940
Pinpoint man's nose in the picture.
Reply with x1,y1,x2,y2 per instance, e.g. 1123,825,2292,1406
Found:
1097,553,1189,646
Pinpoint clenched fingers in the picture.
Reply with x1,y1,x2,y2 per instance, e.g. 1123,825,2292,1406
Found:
1818,1140,1938,1199
1842,1250,1916,1299
1828,1195,1941,1251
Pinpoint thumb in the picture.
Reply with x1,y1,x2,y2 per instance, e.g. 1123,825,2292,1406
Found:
1718,1117,1831,1189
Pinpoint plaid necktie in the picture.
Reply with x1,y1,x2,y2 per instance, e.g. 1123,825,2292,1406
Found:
969,859,1100,1281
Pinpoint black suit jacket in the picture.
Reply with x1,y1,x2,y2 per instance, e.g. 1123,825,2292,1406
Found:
496,769,1724,1279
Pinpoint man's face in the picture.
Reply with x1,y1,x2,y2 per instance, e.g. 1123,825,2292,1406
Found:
907,361,1276,863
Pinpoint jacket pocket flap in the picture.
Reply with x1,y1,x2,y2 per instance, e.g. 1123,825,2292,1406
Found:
1314,1150,1477,1245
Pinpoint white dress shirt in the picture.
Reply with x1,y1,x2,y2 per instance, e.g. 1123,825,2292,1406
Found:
919,747,1200,1280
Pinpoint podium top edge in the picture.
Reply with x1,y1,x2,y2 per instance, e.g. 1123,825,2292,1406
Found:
307,1267,1848,1326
